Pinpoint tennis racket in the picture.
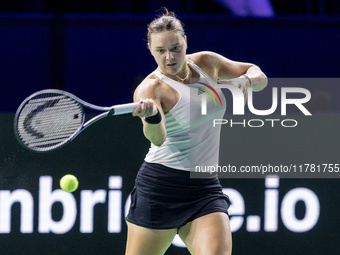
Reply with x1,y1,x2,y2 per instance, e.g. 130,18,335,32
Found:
14,89,140,152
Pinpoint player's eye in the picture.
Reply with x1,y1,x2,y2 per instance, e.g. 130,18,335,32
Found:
172,46,180,51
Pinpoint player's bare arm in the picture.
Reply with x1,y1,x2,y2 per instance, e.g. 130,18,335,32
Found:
133,77,167,146
189,51,268,92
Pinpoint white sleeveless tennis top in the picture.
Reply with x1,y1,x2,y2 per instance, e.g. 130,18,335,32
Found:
144,59,226,171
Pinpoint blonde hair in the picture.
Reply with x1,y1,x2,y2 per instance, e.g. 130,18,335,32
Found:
147,8,185,44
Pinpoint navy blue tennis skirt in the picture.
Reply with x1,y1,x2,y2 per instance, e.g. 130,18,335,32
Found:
126,161,230,229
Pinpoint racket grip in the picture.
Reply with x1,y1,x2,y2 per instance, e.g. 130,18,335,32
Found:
110,102,140,116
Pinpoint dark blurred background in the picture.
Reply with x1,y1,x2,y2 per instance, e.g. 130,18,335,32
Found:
0,0,339,112
1,0,340,14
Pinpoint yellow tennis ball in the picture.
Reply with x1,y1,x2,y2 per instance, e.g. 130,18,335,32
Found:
60,174,79,192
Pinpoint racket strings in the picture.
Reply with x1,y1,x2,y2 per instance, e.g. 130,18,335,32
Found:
16,94,84,151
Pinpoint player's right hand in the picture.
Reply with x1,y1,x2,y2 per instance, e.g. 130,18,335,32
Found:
132,99,159,119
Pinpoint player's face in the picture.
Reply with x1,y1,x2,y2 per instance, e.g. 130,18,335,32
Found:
149,30,187,76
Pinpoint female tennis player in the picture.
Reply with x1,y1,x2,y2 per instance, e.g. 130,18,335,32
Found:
126,9,267,255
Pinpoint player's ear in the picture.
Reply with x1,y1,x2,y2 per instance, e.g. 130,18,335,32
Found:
147,43,153,55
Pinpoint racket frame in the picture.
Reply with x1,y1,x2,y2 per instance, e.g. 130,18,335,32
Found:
14,89,139,152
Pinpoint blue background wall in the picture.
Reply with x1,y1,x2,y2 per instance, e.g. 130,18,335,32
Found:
1,14,339,112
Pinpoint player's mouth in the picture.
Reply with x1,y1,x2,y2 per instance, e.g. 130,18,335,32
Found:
167,63,176,67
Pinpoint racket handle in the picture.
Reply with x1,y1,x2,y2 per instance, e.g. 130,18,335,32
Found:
110,102,140,116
